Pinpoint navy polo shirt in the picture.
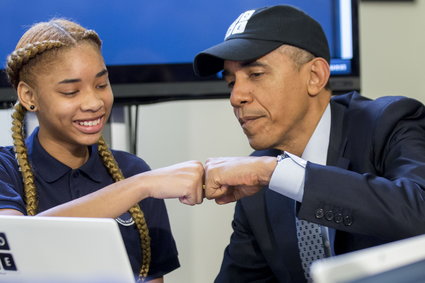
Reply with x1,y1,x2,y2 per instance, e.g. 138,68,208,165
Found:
0,128,180,279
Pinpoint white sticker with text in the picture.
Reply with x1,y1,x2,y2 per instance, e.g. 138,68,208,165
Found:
225,10,255,39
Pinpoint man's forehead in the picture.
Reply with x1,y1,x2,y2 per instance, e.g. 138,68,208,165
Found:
223,59,268,74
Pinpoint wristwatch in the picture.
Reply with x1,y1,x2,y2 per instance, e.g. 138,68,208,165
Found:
276,152,289,162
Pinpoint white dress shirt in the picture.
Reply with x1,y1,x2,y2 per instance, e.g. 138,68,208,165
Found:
269,104,334,256
269,104,331,201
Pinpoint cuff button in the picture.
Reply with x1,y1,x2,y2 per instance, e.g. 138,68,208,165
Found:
334,213,343,224
325,211,334,221
344,215,353,226
315,208,325,219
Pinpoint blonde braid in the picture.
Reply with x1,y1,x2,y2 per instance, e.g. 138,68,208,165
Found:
6,17,149,277
6,40,64,89
97,137,151,280
82,30,102,47
6,40,66,215
11,103,38,215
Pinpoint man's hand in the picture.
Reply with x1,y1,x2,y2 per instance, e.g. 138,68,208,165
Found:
204,156,277,204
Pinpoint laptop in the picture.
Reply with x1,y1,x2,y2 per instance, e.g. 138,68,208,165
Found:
0,215,136,283
310,234,425,283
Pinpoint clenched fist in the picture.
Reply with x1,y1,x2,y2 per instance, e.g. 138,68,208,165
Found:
144,160,205,205
204,156,277,204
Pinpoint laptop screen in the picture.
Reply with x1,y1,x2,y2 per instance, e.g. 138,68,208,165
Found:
311,234,425,283
348,258,425,283
0,215,135,283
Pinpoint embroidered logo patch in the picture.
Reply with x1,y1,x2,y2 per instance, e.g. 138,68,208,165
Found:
225,10,255,39
115,212,135,227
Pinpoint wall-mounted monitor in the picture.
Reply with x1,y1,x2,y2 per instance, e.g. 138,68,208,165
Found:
0,0,360,107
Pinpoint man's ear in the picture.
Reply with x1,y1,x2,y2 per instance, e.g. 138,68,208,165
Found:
306,58,330,96
17,81,37,111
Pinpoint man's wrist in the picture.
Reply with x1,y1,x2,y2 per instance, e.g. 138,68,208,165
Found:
277,152,289,162
260,156,281,185
269,152,306,202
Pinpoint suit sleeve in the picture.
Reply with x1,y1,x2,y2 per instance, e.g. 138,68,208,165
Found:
215,200,277,283
298,97,425,241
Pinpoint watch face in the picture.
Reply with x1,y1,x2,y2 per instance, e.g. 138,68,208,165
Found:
277,153,288,162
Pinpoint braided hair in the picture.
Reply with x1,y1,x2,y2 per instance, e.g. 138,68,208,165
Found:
6,19,151,280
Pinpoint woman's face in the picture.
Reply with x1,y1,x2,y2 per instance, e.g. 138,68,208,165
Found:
29,42,113,151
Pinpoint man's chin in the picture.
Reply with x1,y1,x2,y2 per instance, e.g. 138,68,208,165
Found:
248,138,270,151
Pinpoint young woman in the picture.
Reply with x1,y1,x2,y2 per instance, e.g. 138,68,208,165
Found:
0,18,204,282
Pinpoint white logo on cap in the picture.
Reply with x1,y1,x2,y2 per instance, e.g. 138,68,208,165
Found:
225,10,255,40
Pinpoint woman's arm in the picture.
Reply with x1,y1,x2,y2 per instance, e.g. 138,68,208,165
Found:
0,209,24,215
30,160,204,218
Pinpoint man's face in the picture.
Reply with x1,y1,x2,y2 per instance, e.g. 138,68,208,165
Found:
223,48,314,152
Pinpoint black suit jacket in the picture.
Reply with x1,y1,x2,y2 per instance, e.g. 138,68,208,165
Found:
215,92,425,283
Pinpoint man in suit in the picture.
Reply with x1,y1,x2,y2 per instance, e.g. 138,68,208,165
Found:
193,5,425,283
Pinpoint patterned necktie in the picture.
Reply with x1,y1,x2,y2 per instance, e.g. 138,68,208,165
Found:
295,218,326,281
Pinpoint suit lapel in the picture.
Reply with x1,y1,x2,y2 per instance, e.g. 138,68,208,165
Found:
325,100,351,255
327,100,349,169
259,101,350,280
252,149,306,281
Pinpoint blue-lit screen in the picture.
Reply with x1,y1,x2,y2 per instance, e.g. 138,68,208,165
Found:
1,0,352,75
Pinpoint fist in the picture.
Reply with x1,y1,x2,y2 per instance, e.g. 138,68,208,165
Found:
145,160,205,205
204,156,276,204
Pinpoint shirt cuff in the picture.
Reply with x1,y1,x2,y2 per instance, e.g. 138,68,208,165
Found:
269,152,306,202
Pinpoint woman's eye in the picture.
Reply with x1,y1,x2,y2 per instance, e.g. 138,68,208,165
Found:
60,90,78,95
97,83,108,89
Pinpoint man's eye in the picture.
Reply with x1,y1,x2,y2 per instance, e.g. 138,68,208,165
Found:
227,81,235,89
250,72,263,78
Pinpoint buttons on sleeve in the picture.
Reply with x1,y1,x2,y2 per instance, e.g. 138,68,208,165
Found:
315,206,353,226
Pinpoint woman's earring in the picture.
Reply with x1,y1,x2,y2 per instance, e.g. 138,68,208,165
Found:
29,105,35,110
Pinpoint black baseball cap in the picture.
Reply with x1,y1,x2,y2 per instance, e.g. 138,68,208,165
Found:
193,5,330,77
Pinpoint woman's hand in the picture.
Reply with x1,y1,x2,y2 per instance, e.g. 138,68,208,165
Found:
143,160,205,205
